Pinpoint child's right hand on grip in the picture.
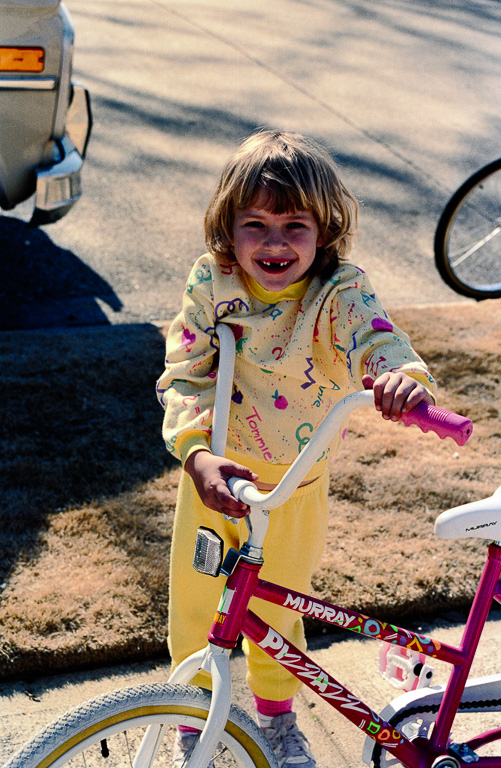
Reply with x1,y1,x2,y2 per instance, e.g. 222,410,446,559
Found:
184,450,258,517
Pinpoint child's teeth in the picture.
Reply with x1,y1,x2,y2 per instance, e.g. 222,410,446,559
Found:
262,261,289,267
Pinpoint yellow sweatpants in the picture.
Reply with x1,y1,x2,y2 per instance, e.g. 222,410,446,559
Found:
168,468,329,701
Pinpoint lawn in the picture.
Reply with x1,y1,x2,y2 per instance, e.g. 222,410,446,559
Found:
0,301,499,680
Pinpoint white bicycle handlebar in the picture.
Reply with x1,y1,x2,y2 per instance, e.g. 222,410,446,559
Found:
212,324,473,513
227,389,374,509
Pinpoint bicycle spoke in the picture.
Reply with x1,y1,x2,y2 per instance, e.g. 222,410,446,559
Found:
450,223,501,267
123,732,132,767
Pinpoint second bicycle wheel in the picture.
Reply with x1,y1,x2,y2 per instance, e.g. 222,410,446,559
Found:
434,158,501,300
3,683,278,768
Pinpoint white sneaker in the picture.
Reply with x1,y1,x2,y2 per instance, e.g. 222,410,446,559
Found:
172,731,216,768
259,712,317,768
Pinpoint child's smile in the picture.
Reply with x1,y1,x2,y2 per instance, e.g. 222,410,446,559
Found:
232,192,323,292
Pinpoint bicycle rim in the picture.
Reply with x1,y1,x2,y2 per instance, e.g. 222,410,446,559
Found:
3,683,277,768
434,158,501,300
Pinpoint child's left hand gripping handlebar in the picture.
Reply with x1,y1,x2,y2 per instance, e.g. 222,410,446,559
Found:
400,402,472,446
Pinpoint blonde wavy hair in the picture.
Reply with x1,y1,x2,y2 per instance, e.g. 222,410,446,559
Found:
204,130,358,278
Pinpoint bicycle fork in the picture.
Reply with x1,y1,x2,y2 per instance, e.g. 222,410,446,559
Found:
136,553,263,768
131,644,233,768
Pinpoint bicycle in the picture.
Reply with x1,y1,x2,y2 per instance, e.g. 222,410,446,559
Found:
434,158,501,300
4,323,501,768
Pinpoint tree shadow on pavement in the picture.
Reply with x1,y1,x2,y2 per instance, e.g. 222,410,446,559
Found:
0,216,122,330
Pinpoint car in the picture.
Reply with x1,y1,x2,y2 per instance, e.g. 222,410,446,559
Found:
0,0,91,225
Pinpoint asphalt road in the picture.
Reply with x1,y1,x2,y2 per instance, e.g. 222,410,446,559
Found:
2,0,501,330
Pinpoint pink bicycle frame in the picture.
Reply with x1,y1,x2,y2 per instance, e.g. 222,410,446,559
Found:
199,323,496,767
206,543,501,768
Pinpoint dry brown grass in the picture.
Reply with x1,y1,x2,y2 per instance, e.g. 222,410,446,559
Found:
0,303,500,681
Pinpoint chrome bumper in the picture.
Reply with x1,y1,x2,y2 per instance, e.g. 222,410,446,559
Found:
31,82,92,226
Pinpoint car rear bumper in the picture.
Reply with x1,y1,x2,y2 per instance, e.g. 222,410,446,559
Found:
0,2,92,223
31,83,92,225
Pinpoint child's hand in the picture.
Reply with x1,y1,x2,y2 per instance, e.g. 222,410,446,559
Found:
362,372,434,421
184,450,258,518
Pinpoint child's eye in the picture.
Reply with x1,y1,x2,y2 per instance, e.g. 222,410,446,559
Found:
243,220,264,228
287,221,306,229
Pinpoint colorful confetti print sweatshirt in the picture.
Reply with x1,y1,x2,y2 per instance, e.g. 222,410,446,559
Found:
157,253,436,484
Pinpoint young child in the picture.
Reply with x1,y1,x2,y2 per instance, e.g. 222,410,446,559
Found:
157,130,436,768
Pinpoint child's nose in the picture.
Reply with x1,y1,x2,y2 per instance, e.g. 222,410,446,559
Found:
264,228,286,249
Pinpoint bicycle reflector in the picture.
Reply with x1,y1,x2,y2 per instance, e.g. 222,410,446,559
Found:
193,527,224,577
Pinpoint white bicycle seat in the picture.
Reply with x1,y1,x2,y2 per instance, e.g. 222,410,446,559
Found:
435,485,501,540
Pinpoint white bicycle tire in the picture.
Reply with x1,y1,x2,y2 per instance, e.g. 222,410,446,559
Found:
3,683,278,768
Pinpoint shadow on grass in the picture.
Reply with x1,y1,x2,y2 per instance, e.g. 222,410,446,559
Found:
0,322,176,586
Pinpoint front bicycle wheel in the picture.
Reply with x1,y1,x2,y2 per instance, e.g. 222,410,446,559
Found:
434,158,501,300
3,683,277,768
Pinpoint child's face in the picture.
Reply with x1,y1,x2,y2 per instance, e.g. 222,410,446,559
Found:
232,191,323,292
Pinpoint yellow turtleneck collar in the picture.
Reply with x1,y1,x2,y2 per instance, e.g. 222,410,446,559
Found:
243,272,311,303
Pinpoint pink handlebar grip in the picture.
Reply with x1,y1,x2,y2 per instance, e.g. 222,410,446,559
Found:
400,402,473,446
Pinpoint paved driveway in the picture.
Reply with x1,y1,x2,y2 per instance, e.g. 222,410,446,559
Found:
2,615,501,765
2,0,500,329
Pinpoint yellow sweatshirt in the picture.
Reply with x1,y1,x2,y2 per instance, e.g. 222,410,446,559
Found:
156,253,436,481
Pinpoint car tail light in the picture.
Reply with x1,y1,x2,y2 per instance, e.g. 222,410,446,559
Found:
0,47,44,72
